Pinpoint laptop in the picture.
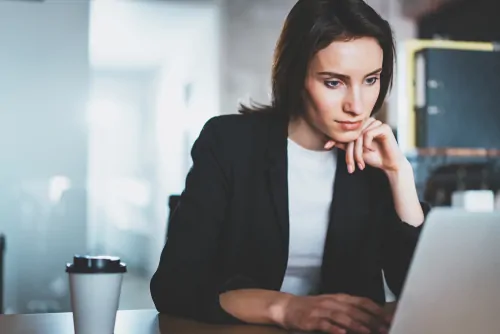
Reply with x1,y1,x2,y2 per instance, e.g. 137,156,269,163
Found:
389,208,500,334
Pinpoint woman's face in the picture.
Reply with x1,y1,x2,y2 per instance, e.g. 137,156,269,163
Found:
303,37,383,144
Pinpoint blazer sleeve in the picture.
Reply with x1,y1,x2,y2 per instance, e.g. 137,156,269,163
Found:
377,170,431,298
150,117,257,324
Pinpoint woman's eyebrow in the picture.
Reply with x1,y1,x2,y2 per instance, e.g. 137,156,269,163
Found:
317,67,382,80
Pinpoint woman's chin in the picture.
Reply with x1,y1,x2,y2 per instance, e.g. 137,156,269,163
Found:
328,131,360,144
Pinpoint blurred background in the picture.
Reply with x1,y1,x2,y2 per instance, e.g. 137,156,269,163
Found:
0,0,499,314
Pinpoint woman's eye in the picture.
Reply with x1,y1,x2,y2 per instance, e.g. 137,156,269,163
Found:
324,80,342,88
366,77,379,85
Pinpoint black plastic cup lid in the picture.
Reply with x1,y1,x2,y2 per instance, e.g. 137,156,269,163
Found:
66,255,127,274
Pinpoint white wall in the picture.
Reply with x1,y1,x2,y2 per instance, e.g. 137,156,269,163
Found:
220,0,296,115
150,4,222,276
87,69,157,268
0,0,90,313
86,0,222,277
0,0,222,312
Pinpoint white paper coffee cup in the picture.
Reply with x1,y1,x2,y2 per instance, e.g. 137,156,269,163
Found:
66,255,127,334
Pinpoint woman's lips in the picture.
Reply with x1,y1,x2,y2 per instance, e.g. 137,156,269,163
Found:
336,120,363,131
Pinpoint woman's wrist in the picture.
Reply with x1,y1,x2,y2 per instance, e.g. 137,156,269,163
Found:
268,292,295,327
220,289,296,326
383,158,424,226
383,157,413,180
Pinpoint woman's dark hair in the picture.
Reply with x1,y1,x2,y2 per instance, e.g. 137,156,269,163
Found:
239,0,395,117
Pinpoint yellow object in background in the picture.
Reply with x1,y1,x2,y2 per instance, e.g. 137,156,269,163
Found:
397,39,494,154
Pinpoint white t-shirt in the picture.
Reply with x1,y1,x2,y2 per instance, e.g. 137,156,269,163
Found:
280,138,336,296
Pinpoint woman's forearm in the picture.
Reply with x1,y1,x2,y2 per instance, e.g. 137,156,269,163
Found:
219,289,293,326
385,159,424,227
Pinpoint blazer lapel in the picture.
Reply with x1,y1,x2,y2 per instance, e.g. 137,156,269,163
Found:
265,115,290,252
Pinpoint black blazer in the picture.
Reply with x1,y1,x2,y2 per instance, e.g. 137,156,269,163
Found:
150,112,429,324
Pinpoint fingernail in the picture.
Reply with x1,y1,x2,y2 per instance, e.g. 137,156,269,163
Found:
358,163,364,170
349,164,355,173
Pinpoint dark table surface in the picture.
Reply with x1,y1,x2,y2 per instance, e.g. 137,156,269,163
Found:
0,309,292,334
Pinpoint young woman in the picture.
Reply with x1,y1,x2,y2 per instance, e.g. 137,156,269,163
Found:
151,0,429,333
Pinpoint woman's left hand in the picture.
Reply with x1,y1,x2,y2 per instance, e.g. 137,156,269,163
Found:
327,118,407,174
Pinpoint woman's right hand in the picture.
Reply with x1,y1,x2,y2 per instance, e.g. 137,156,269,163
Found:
278,294,391,334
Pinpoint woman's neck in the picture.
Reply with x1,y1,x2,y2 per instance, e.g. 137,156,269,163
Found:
288,116,329,151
